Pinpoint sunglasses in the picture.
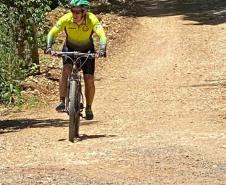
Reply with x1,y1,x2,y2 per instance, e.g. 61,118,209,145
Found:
71,9,84,14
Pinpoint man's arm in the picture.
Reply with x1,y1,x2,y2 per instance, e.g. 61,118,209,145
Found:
46,17,66,49
92,15,107,57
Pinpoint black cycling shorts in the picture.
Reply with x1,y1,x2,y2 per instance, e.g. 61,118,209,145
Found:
62,44,95,75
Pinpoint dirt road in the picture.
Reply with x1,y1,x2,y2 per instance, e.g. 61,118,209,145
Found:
1,1,226,184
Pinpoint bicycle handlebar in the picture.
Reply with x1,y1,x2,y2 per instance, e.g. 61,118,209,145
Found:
53,51,95,58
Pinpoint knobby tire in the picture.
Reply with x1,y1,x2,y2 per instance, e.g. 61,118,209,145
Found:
68,80,81,142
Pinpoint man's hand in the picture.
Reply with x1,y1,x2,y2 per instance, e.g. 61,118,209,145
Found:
98,49,106,58
44,47,53,55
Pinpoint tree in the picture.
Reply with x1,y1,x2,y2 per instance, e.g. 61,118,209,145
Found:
0,0,51,73
0,0,52,104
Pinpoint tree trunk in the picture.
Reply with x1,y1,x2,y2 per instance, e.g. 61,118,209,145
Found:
16,21,26,60
28,24,40,74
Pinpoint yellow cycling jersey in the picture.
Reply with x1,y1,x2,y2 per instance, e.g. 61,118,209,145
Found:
47,12,107,50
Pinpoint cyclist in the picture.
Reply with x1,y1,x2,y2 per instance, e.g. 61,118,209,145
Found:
45,0,107,120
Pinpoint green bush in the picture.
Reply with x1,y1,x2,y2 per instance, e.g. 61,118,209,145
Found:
0,0,51,105
0,0,77,105
0,26,26,104
0,50,26,105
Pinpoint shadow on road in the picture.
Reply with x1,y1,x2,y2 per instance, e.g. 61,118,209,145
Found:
94,0,226,25
189,82,226,88
78,134,117,141
58,134,117,142
81,120,99,126
182,79,226,88
0,118,104,135
0,118,68,134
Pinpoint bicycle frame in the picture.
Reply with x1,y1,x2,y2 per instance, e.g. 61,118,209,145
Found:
56,51,95,113
55,51,95,141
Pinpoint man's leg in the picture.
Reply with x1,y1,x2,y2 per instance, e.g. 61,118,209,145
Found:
56,63,72,112
84,74,95,120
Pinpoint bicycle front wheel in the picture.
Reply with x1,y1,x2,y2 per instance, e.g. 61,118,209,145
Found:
68,80,81,142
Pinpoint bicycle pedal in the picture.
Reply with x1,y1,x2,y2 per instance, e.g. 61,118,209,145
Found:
57,109,68,113
63,109,69,113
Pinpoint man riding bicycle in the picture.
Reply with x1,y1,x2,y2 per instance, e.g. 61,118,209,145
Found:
45,0,107,120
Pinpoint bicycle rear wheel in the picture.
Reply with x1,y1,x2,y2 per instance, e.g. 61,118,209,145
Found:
68,80,81,142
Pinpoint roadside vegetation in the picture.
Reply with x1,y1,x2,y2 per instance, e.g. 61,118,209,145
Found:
0,0,51,104
0,0,132,107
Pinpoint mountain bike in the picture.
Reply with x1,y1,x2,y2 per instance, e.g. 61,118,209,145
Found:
55,51,95,142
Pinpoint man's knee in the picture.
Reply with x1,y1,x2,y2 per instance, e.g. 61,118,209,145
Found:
62,64,72,76
84,75,94,86
84,74,94,81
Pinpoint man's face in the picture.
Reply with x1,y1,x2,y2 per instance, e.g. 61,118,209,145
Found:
71,7,86,23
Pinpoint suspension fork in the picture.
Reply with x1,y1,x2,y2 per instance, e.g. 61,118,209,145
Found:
65,73,82,112
65,76,71,114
